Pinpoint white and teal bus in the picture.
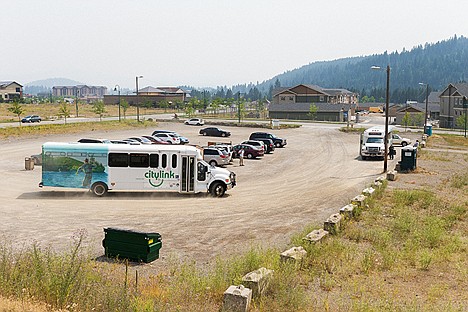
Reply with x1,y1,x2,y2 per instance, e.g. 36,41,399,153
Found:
39,142,236,197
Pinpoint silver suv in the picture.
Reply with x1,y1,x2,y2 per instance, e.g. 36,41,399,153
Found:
203,147,230,167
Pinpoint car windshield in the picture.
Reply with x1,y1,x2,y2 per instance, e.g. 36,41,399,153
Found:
367,138,384,144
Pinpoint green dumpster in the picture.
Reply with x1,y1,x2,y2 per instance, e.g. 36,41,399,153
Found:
102,228,162,263
399,146,417,171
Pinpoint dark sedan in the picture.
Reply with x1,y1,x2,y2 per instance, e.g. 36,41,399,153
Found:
21,115,41,123
199,127,231,137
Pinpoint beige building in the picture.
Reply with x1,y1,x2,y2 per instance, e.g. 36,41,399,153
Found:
103,86,189,107
0,81,23,102
272,84,358,105
52,85,107,99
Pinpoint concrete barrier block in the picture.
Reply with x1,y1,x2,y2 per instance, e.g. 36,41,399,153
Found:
241,267,274,298
387,170,397,181
223,285,252,312
373,181,383,189
324,213,342,235
280,246,307,263
340,204,357,219
351,194,367,208
362,187,375,196
375,176,385,183
303,228,329,244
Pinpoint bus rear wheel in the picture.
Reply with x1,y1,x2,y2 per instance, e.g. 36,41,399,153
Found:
91,182,108,197
210,182,226,197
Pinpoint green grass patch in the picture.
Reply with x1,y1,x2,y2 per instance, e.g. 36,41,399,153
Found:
339,126,366,133
0,120,155,139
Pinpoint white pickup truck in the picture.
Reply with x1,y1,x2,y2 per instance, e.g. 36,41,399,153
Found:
392,134,412,146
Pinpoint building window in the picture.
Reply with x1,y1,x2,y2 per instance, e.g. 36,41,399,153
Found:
15,88,20,92
289,96,293,101
280,96,285,101
320,96,324,102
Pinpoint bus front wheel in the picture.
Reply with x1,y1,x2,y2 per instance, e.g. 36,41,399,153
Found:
91,182,108,197
210,182,226,197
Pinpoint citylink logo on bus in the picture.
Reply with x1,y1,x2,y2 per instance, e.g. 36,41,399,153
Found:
145,169,176,188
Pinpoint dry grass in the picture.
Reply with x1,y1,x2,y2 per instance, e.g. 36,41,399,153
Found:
0,102,174,122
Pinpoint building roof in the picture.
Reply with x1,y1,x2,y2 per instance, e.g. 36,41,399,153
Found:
428,91,441,103
0,81,23,88
269,103,355,113
440,83,468,97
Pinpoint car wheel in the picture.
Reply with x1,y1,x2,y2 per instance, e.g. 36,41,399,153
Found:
247,153,253,159
362,156,367,160
209,160,217,166
401,142,407,147
91,182,108,197
210,182,226,197
203,132,207,136
221,133,226,137
275,142,281,148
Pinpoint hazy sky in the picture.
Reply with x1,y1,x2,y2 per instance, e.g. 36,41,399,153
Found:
2,0,468,90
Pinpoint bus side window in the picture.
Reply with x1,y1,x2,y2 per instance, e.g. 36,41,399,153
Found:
150,154,159,168
109,153,128,167
162,154,167,168
171,154,177,168
129,153,149,168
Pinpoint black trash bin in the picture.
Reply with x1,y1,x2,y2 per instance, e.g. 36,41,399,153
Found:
102,228,162,263
399,146,417,171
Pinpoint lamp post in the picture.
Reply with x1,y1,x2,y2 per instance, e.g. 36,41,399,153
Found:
371,65,391,173
114,85,121,122
136,75,143,122
237,92,241,123
75,89,79,117
419,82,429,134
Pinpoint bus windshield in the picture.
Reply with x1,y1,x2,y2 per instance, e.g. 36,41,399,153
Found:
367,137,384,144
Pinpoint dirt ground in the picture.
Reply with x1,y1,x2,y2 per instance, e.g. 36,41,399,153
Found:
0,121,411,270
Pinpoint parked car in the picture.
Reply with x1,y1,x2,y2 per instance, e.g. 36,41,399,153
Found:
249,132,286,148
153,132,181,144
185,118,204,126
241,140,266,153
30,154,42,165
249,138,275,153
392,133,412,146
152,130,189,144
21,115,41,123
141,135,170,144
232,144,264,159
127,137,154,144
209,144,234,162
199,127,231,137
203,147,230,167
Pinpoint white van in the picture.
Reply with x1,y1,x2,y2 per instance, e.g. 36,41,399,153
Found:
39,142,236,197
360,126,394,160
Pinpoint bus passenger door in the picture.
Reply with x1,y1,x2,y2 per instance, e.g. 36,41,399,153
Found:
181,156,195,193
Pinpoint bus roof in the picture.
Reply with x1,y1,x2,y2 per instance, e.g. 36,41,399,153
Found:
42,142,200,155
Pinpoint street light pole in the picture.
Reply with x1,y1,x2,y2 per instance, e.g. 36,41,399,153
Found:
237,92,241,123
419,83,429,134
371,65,391,173
136,76,143,122
114,85,121,122
75,89,79,117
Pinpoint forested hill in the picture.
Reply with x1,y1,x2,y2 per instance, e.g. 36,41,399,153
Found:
257,36,468,103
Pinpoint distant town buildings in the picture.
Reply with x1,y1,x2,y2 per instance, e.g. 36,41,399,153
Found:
0,81,23,102
52,85,107,99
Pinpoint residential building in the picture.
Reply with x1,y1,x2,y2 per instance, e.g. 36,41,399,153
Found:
52,85,107,99
0,81,23,102
439,83,468,128
103,86,189,107
269,84,357,120
395,104,426,127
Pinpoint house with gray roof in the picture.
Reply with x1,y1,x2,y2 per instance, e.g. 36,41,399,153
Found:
439,83,468,128
269,84,357,121
0,81,23,102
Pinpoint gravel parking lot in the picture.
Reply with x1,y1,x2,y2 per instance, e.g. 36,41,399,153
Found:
0,121,387,269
